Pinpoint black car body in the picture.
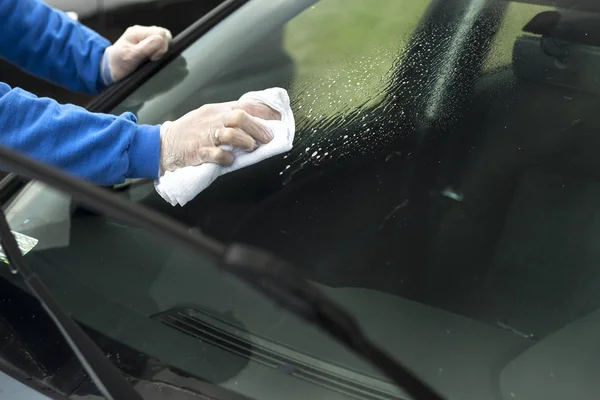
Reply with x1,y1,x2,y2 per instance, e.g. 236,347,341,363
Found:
1,0,600,399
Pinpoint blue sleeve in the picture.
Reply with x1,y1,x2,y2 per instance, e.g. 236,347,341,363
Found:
0,0,110,95
0,83,160,186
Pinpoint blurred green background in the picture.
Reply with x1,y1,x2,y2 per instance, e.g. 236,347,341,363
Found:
282,0,553,115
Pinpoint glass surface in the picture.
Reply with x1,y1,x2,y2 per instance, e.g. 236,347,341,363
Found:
7,0,600,399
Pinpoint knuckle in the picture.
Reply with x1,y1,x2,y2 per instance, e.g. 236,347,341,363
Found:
219,128,234,142
229,109,247,126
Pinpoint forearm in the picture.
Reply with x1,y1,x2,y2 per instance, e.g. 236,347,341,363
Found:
0,0,110,95
0,83,160,185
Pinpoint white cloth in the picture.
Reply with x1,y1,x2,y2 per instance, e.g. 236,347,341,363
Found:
154,87,295,206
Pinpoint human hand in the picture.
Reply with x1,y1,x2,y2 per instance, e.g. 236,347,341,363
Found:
102,25,172,84
159,101,282,175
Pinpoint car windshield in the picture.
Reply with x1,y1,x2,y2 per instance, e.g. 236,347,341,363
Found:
3,0,600,399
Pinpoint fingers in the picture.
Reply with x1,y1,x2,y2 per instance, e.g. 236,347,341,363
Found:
233,101,281,121
108,25,173,82
160,98,282,172
150,38,170,61
214,128,258,151
222,109,273,144
134,34,169,61
195,147,234,166
124,25,172,44
125,25,171,61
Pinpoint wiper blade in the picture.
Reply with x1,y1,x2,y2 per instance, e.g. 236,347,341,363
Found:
0,145,444,400
0,193,142,398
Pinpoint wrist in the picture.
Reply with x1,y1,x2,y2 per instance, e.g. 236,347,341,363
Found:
100,48,115,87
159,122,179,177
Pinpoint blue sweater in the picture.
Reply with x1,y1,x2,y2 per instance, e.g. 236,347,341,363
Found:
0,0,160,185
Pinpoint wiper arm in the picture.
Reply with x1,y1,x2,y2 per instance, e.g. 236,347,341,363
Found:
0,193,142,398
0,145,445,400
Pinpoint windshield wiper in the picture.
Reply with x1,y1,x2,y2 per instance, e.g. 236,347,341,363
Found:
0,144,445,400
0,191,142,398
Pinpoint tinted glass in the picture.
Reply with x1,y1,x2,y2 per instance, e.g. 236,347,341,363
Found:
8,0,600,399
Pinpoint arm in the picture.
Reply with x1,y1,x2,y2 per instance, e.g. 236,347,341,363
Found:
0,79,282,187
0,83,159,185
0,0,110,95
